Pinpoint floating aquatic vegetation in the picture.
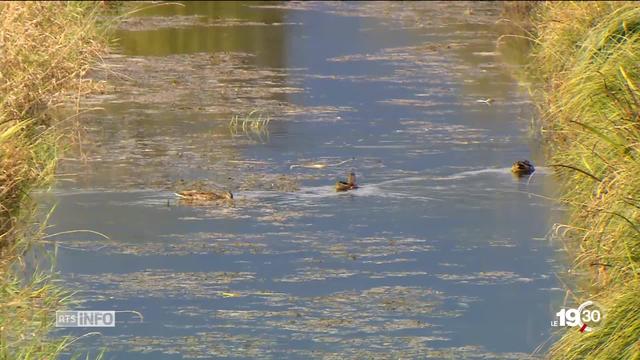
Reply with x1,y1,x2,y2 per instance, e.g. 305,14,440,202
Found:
83,52,297,111
256,209,307,226
292,234,436,261
93,332,535,359
250,1,502,28
57,231,270,256
118,15,209,31
275,268,365,283
327,43,466,63
118,15,302,32
239,173,303,192
65,270,256,300
435,271,536,285
109,332,278,359
57,49,355,190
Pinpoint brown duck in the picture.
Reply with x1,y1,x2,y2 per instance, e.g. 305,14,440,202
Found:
175,190,234,201
336,172,358,192
511,160,535,176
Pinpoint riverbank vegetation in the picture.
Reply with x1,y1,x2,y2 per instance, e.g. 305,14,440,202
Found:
0,2,109,358
527,2,640,358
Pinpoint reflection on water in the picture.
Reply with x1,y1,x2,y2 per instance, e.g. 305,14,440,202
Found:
46,2,565,359
117,1,288,68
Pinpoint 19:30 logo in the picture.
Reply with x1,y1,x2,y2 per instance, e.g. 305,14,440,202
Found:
551,301,604,333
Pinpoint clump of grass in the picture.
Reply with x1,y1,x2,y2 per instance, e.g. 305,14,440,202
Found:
527,2,640,358
0,2,112,358
1,260,70,359
228,110,272,135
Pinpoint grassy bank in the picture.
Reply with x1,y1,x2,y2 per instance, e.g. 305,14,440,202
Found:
0,2,109,358
527,2,640,359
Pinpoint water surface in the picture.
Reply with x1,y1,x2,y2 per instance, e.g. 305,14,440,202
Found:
47,2,565,359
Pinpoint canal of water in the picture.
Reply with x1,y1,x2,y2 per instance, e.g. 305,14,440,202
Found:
45,2,566,359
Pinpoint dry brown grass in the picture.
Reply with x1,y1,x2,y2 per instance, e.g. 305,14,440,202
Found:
0,2,110,358
0,2,107,248
0,2,105,121
527,2,640,359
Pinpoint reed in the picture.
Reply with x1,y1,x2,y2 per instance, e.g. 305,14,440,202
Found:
229,110,272,134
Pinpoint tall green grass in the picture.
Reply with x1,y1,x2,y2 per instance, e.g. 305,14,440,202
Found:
528,2,640,358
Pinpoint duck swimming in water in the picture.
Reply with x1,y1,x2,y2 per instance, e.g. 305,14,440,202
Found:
336,172,358,192
175,190,234,201
511,160,535,176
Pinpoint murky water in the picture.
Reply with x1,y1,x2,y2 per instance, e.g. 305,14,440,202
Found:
44,2,566,359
